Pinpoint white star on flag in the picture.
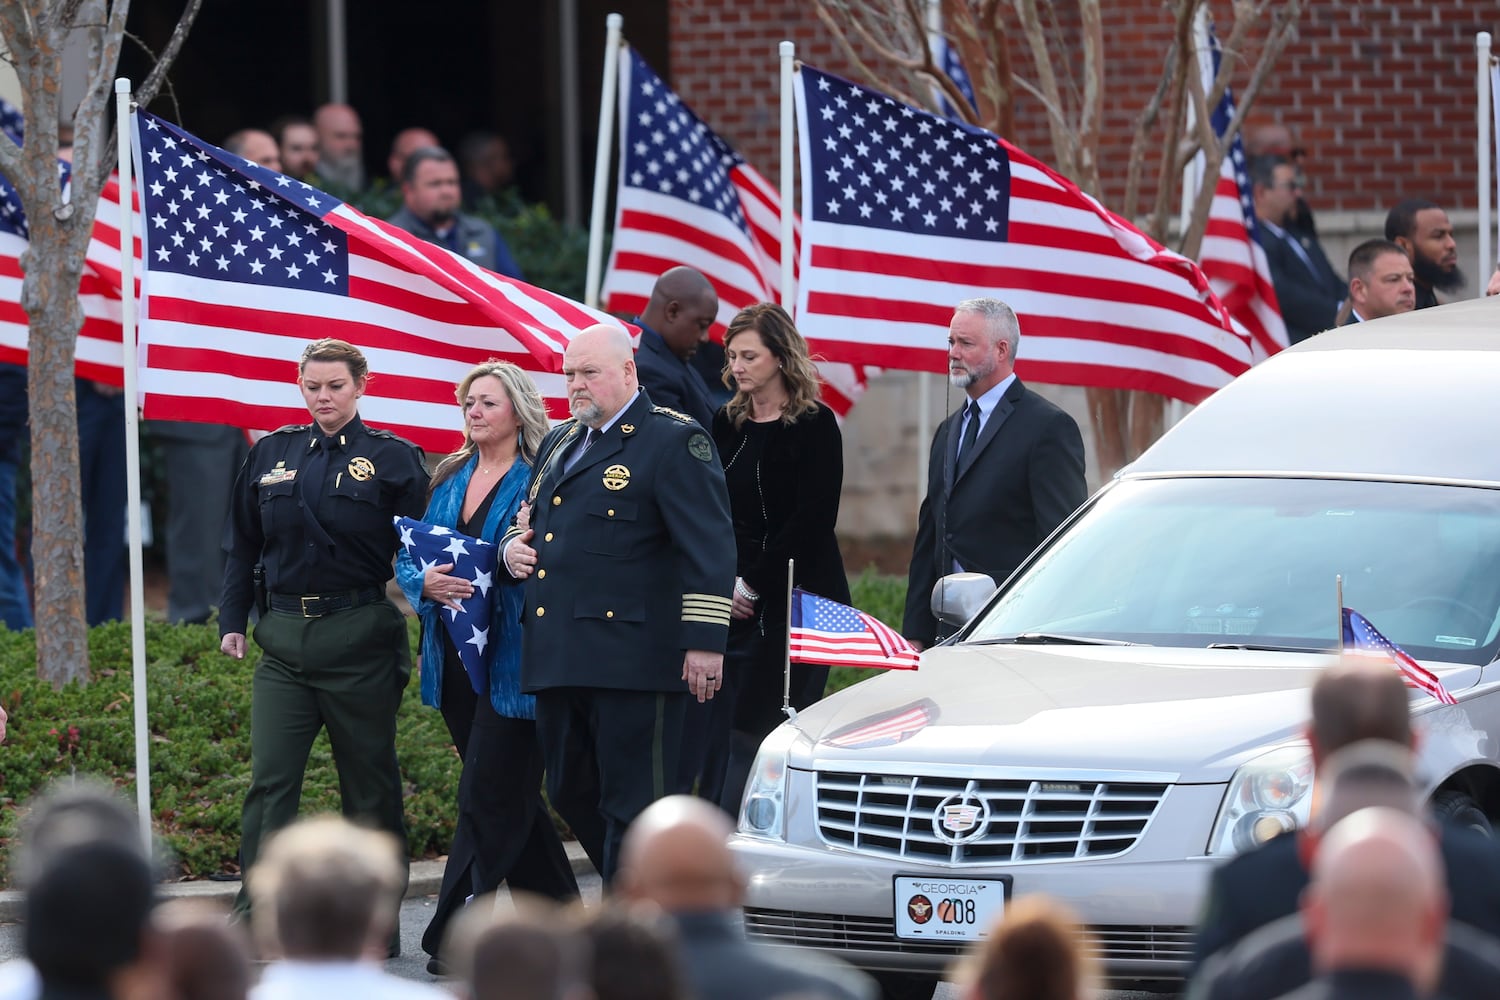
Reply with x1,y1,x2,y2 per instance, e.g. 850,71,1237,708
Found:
395,515,500,694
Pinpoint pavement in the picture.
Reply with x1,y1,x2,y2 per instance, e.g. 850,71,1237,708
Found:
0,840,596,923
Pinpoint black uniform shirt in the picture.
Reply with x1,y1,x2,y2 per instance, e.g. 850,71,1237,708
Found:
219,414,428,634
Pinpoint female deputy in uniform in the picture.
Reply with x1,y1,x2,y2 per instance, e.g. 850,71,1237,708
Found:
218,337,428,929
395,360,580,972
711,303,851,813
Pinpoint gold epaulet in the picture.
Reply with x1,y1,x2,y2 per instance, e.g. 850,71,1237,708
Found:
652,406,695,424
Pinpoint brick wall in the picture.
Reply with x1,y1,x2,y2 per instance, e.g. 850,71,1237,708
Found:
668,0,1492,217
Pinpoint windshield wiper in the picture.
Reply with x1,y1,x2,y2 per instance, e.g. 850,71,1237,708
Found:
974,632,1137,646
1207,642,1332,653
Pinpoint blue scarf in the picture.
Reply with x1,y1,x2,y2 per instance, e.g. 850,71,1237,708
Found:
396,453,533,719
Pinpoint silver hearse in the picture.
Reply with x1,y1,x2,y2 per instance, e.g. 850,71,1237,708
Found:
728,301,1500,997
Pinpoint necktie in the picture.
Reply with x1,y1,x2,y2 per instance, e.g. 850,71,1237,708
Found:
957,401,981,466
296,437,336,559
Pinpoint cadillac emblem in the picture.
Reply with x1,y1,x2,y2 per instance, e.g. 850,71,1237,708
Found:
932,791,989,844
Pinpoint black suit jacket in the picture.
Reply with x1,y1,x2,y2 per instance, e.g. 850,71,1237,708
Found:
674,912,875,1000
901,378,1086,644
1193,825,1500,970
1190,911,1498,1000
1255,225,1345,344
634,323,717,429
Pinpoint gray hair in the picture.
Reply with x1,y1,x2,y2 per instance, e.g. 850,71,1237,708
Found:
954,297,1021,358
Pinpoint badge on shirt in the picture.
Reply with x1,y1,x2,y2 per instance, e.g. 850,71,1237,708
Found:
602,465,630,491
347,457,376,481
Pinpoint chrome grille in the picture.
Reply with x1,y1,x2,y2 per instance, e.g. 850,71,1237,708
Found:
815,771,1169,863
743,907,1193,964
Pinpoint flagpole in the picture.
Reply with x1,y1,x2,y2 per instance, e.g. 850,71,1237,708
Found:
779,41,795,307
1478,31,1493,282
1335,574,1345,655
782,558,796,719
116,77,152,855
584,12,624,308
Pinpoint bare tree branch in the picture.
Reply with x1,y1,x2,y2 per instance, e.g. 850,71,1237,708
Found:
1012,0,1075,178
135,0,203,106
1123,40,1175,227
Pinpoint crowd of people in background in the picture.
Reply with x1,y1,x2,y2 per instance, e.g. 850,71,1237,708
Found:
5,105,1500,1000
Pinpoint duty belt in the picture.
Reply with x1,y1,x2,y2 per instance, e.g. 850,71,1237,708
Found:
268,586,384,618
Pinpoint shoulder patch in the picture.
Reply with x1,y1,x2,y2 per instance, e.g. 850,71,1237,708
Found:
688,432,713,462
652,405,695,424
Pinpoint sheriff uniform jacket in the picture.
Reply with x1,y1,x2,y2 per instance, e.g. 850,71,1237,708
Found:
506,390,735,692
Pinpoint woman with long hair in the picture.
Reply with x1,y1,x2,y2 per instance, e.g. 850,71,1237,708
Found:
711,303,850,812
396,359,579,972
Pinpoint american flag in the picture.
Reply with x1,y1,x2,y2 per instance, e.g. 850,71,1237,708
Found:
793,65,1253,405
0,100,135,385
396,516,497,694
823,699,937,749
790,588,920,671
1194,20,1288,362
931,35,977,120
131,110,633,452
1342,607,1457,706
600,47,870,417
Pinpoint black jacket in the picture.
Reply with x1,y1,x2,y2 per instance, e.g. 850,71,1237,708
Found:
902,378,1086,644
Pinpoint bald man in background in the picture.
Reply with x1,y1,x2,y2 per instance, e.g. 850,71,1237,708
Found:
619,795,874,1000
313,103,364,192
224,129,282,172
1291,808,1447,1000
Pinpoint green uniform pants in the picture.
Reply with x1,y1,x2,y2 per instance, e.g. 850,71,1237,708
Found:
236,599,411,917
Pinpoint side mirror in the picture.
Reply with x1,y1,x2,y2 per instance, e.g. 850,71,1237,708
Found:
931,573,997,630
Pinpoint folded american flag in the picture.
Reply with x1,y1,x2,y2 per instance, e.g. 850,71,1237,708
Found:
396,516,498,694
790,588,920,670
1342,607,1457,706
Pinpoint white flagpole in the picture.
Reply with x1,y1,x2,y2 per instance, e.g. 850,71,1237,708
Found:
782,558,796,719
584,12,625,309
1478,32,1493,283
116,77,151,854
779,41,795,308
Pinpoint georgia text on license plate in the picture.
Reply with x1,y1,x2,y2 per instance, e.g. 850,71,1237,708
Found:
893,876,1006,941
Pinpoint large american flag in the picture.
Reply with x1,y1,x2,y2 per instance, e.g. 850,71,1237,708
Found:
790,588,921,671
1194,21,1287,362
600,47,870,416
793,65,1252,405
0,101,136,385
396,515,497,695
1342,608,1457,706
131,110,632,451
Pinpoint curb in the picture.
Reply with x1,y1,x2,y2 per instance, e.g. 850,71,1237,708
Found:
0,841,595,923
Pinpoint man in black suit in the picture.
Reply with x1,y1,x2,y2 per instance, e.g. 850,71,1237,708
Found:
634,266,720,428
901,297,1086,648
1251,155,1345,344
1342,239,1415,325
502,324,735,883
1193,660,1500,970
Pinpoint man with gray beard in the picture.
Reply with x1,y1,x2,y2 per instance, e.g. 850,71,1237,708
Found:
902,297,1086,647
312,103,365,193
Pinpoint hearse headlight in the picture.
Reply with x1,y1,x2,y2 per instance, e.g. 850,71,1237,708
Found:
1208,745,1314,856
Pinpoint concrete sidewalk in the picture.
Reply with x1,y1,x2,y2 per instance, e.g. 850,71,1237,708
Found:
0,840,596,922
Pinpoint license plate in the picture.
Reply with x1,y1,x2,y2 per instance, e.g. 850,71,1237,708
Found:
893,876,1008,941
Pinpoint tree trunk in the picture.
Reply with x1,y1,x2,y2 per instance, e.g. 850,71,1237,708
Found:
20,219,92,687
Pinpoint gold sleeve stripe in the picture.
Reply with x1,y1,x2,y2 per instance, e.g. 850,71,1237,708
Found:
683,612,731,625
683,594,732,609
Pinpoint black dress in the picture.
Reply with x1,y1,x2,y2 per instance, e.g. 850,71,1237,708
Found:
712,402,850,810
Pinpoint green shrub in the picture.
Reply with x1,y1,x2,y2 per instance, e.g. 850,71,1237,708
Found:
825,568,908,697
0,617,460,887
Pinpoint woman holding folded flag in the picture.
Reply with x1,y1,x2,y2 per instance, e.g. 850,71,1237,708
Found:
711,303,852,813
395,359,579,973
219,338,429,943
